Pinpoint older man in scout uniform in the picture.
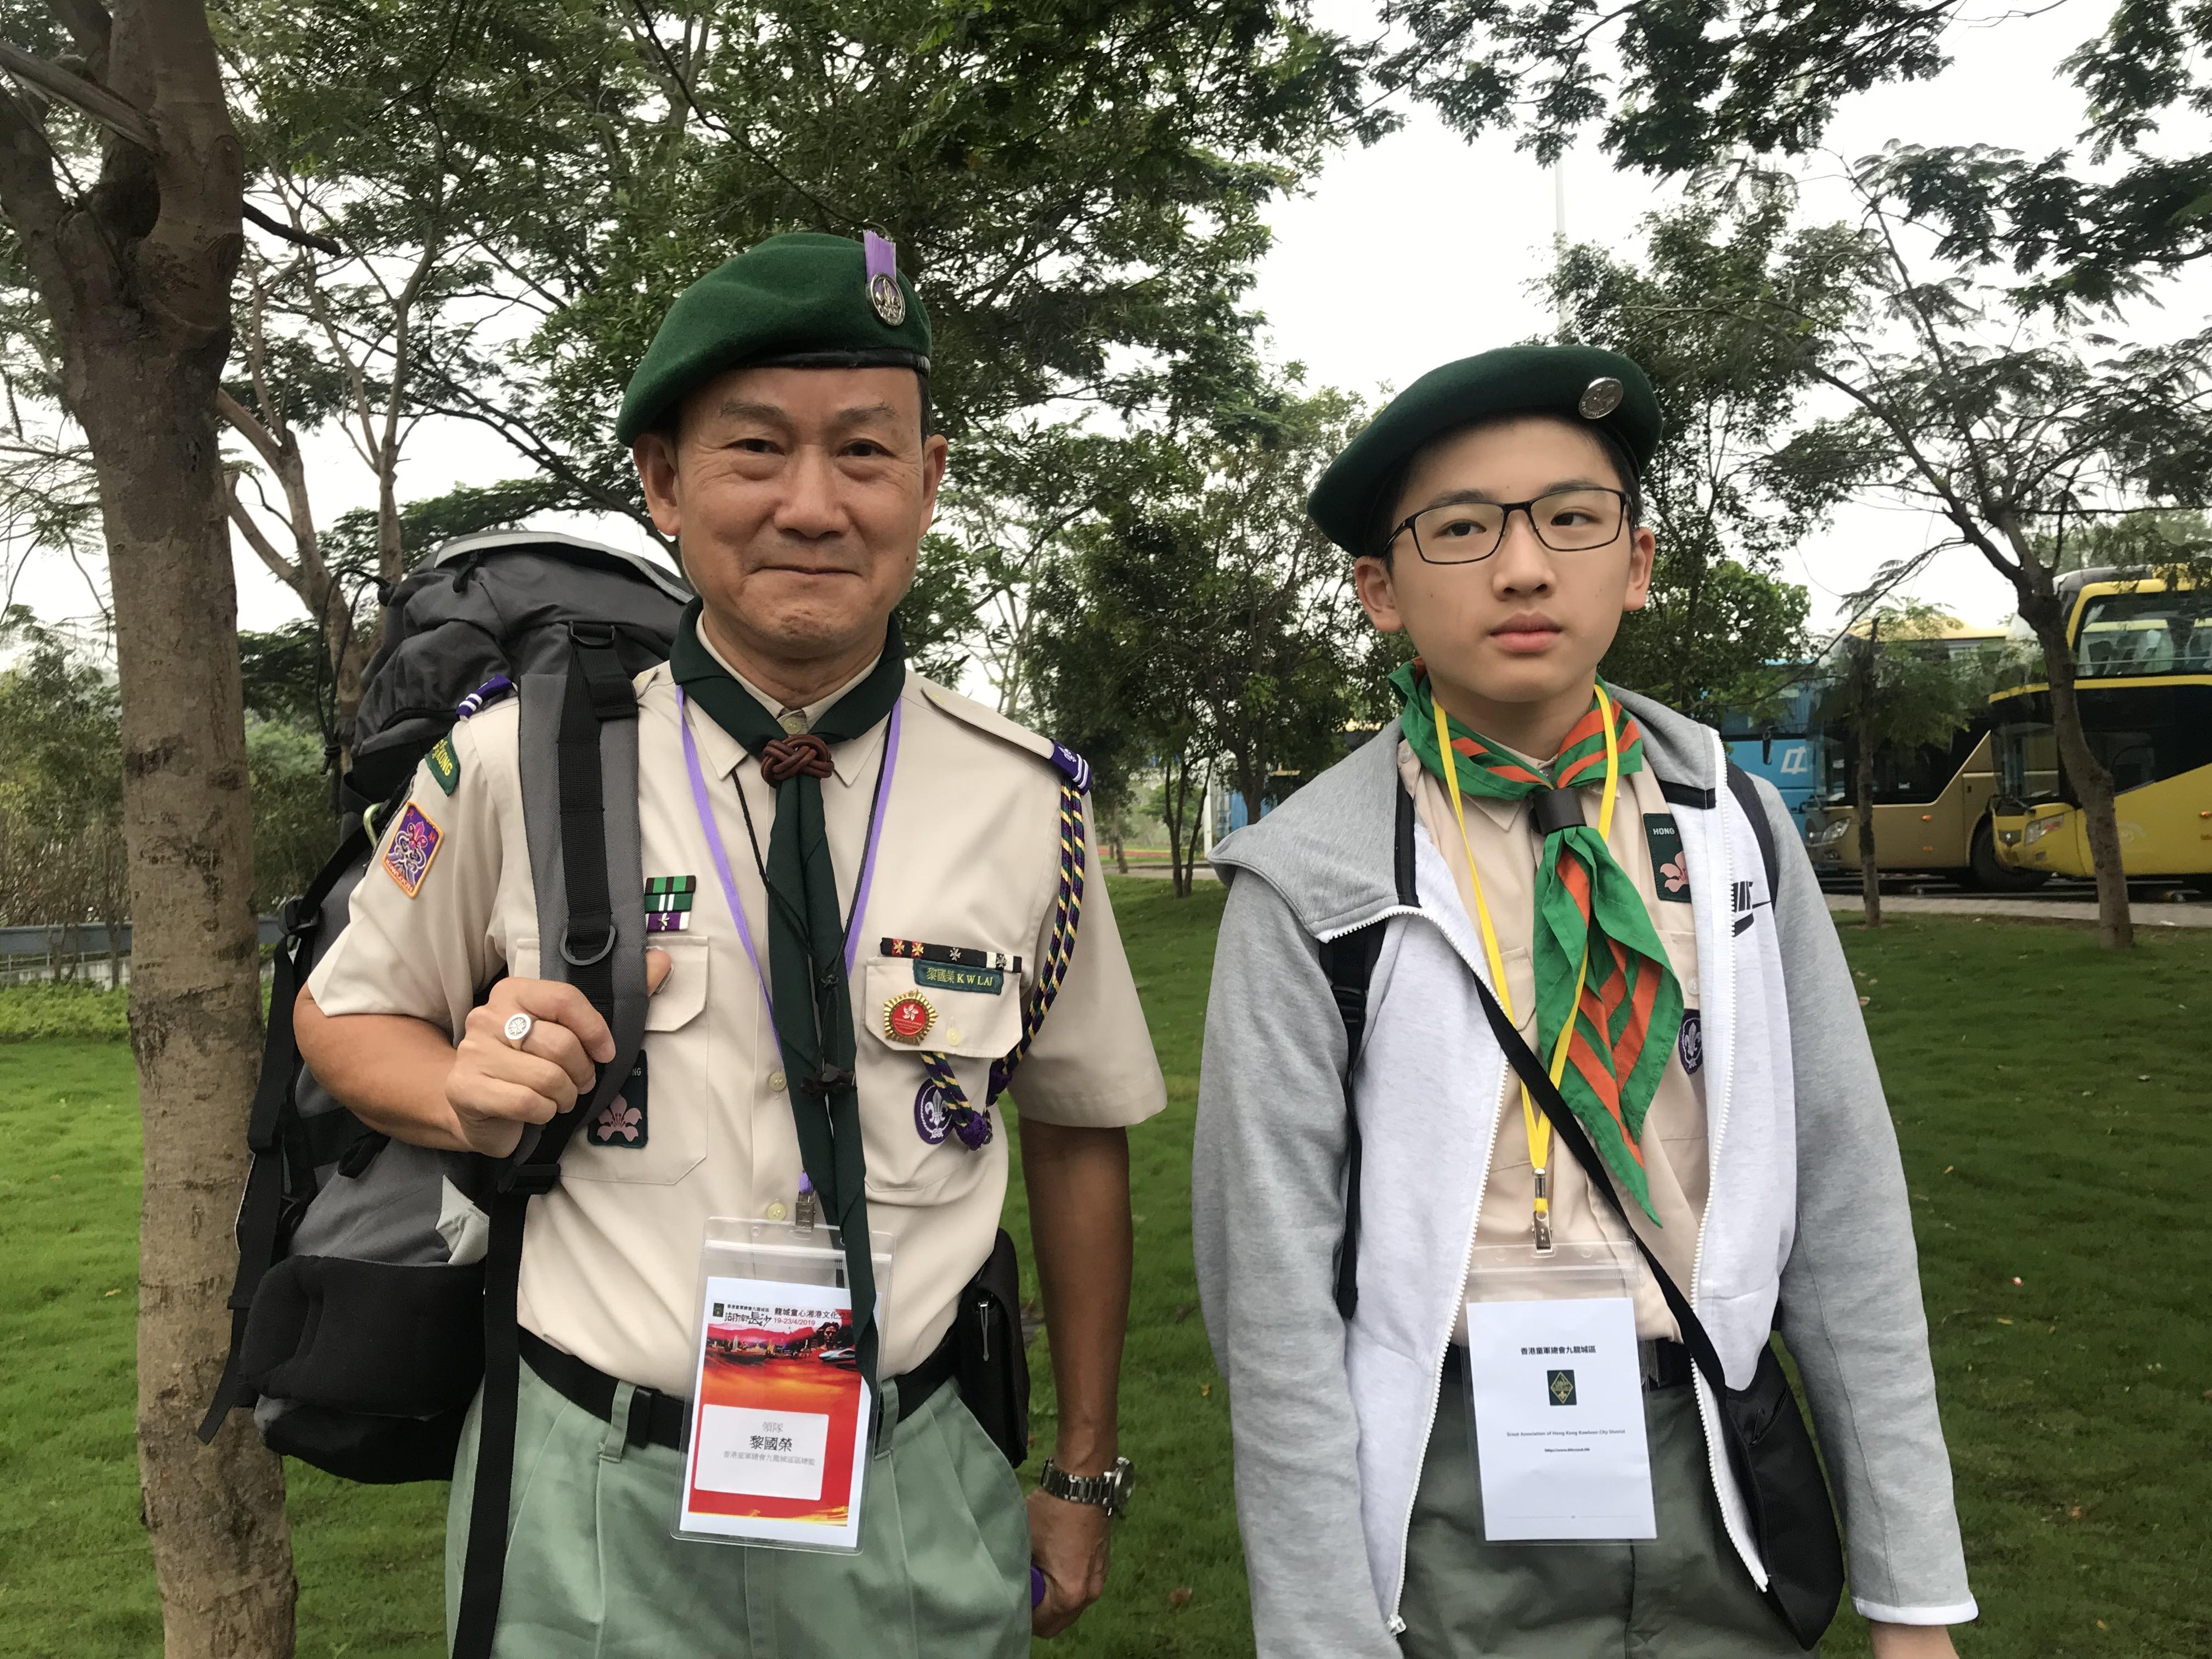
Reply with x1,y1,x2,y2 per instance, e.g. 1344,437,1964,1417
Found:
295,232,1165,1657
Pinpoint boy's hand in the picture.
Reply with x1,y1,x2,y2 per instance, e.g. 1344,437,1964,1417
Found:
1870,1623,1959,1659
444,949,671,1156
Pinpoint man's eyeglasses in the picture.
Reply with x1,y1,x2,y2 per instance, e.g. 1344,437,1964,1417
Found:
1386,488,1629,566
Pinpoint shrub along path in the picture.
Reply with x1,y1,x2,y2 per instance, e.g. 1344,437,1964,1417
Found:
1,890,2206,1656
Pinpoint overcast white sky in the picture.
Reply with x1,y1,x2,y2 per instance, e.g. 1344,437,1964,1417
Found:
12,0,2199,656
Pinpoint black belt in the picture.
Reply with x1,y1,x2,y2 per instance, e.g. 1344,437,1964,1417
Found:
1443,1336,1694,1392
518,1324,960,1452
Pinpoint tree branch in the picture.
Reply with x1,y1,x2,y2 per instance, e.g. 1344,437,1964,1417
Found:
0,40,151,149
222,467,297,587
240,199,338,255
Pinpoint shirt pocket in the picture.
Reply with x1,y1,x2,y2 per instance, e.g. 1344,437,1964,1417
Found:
563,934,710,1187
858,949,1026,1197
860,952,1025,1060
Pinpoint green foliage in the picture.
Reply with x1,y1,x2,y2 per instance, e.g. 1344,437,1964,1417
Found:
1550,195,1821,715
1378,0,1956,170
1384,1,2212,312
1822,604,1988,778
246,716,341,912
2029,507,2212,582
1030,385,1368,889
0,981,130,1042
318,477,586,582
0,607,125,932
238,620,326,730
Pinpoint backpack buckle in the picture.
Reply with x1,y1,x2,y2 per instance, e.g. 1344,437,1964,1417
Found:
560,921,617,967
501,1161,563,1198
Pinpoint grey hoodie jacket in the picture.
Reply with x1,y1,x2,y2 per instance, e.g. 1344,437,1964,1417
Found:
1192,693,1974,1657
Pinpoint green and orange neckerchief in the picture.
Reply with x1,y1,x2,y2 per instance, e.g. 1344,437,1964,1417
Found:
1391,660,1684,1231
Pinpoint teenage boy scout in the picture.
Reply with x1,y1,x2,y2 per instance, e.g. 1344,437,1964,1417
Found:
296,232,1164,1656
1192,347,1974,1657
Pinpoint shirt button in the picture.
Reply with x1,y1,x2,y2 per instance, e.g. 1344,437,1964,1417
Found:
944,1026,963,1047
768,1070,786,1093
778,710,808,735
765,1201,788,1222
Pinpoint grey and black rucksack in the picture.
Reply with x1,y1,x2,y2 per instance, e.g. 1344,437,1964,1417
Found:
199,529,690,1481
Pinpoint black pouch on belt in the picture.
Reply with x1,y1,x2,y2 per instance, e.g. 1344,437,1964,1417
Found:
953,1227,1031,1466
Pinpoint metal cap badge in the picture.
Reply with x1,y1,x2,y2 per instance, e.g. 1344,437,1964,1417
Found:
1577,376,1624,420
864,230,906,326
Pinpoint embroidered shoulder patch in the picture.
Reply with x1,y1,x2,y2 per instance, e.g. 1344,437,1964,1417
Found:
381,802,444,898
1644,813,1691,902
426,736,461,795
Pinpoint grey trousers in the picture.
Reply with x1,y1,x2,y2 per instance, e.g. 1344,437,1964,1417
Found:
1398,1377,1808,1658
445,1362,1031,1659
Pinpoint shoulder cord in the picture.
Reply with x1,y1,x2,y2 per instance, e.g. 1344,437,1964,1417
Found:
917,779,1087,1148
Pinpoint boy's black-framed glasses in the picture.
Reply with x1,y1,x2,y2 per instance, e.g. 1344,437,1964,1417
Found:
1386,488,1630,565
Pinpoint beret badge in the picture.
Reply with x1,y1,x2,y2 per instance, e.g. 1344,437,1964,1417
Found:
865,230,907,325
1577,376,1626,420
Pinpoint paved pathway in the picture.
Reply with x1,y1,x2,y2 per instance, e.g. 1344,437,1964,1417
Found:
1821,893,2212,928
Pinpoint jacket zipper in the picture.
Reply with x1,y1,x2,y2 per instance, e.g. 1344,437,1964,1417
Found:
1685,727,1762,1585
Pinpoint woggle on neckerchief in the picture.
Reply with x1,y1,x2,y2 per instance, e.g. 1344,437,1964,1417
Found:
1391,659,1684,1218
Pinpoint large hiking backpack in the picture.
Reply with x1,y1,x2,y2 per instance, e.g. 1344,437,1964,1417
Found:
199,529,690,1481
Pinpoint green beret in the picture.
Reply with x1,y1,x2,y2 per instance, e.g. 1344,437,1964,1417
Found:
616,232,933,445
1307,345,1661,554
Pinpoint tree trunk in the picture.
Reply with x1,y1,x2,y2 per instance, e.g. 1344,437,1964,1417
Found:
83,342,298,1656
1182,766,1210,894
0,0,298,1647
2032,616,2134,949
1161,756,1192,899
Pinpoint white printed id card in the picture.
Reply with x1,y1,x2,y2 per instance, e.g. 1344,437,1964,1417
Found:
674,1219,893,1553
1462,1246,1656,1542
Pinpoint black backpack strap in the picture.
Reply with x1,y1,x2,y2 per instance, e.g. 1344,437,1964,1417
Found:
1725,760,1781,911
454,629,647,1659
1319,924,1384,1322
197,826,370,1443
1323,782,1419,1323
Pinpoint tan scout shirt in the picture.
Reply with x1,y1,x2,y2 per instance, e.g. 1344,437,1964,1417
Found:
1398,742,1708,1342
311,651,1166,1396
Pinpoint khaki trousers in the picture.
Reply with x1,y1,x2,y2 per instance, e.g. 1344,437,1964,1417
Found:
1398,1377,1808,1658
445,1362,1030,1658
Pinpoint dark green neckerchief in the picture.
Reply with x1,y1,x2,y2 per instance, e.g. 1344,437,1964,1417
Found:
671,601,906,1388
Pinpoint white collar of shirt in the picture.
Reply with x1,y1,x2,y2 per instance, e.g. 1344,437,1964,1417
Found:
687,624,892,788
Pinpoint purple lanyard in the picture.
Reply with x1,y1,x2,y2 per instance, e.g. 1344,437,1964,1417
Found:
675,686,901,1024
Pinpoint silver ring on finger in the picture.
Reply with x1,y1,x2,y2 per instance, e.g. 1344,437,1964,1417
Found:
501,1012,534,1049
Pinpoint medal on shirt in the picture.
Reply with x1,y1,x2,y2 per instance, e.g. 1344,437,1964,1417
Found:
676,1218,895,1554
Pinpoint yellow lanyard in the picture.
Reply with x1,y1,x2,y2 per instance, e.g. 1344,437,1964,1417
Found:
1433,686,1622,1253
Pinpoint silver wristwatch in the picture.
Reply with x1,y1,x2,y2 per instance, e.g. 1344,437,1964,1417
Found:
1038,1455,1135,1519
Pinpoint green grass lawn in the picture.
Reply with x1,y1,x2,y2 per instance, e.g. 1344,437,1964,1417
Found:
4,889,2208,1656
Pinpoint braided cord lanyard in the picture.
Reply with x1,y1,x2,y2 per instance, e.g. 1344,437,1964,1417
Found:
918,780,1088,1147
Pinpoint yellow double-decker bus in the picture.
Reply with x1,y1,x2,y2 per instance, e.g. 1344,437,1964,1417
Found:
1801,625,2045,889
1989,571,2212,887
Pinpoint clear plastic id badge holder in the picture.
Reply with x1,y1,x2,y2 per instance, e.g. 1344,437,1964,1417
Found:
674,1217,895,1554
1460,1240,1656,1543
